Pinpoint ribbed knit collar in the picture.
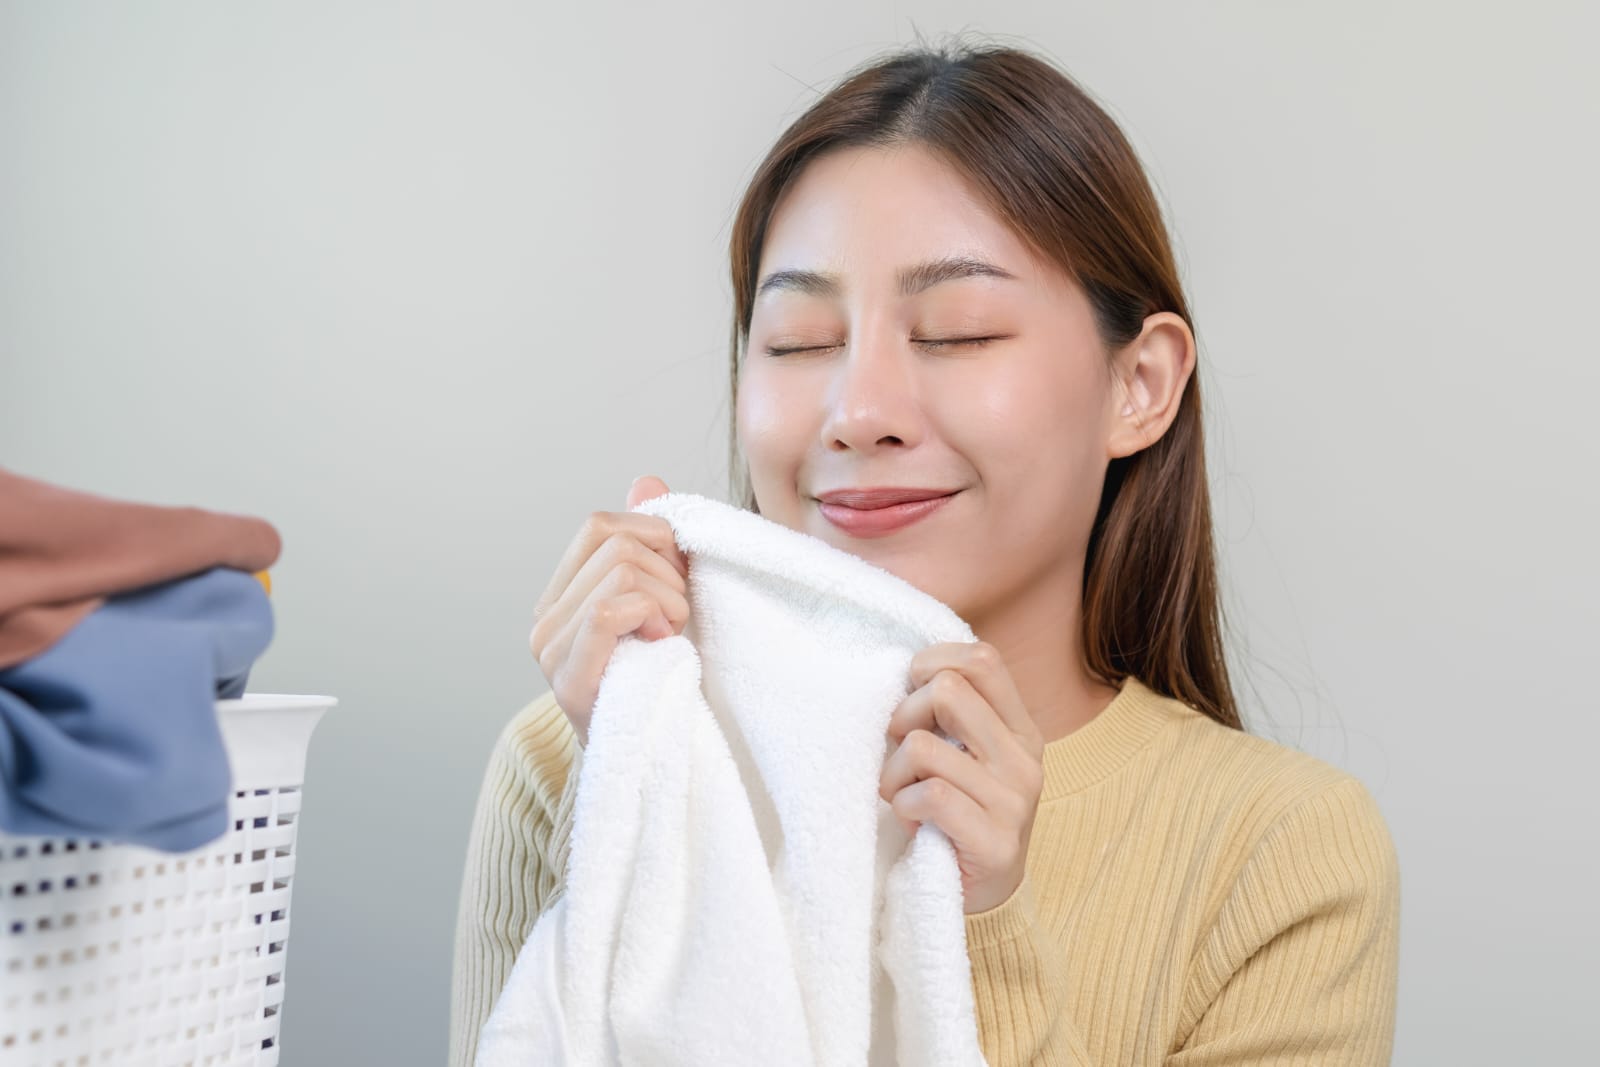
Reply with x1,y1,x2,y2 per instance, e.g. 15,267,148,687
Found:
1040,674,1192,801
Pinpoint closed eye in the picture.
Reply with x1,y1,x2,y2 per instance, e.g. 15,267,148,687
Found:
764,336,1006,357
919,335,1004,351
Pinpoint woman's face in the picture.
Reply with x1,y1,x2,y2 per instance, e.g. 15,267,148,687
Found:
737,142,1125,627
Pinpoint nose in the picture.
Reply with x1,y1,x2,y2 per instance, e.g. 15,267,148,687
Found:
818,325,926,454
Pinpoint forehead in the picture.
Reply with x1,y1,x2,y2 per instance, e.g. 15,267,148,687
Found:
759,143,1040,287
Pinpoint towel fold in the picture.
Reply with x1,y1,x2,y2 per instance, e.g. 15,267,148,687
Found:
0,466,281,670
477,492,989,1066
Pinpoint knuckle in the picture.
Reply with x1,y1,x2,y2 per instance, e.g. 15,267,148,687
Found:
931,670,964,702
611,561,642,592
625,535,655,566
970,641,1003,673
580,511,610,543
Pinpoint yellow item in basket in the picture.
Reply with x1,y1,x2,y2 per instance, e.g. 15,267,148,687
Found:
254,570,271,596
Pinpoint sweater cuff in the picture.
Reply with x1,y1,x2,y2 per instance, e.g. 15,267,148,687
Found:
963,868,1040,949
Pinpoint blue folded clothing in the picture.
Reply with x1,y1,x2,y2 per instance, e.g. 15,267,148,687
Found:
0,566,274,850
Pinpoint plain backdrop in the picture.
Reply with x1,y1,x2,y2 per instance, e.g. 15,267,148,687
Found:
2,2,1595,1063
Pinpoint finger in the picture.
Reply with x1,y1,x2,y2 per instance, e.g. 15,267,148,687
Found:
535,557,690,680
546,512,688,608
555,568,690,681
548,590,674,733
909,641,1036,742
627,474,671,510
889,774,990,852
886,668,1008,766
582,561,690,637
624,477,687,577
538,530,688,638
880,727,1007,814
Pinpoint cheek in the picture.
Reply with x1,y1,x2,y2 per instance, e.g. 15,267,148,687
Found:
945,356,1104,468
736,368,805,466
940,355,1110,546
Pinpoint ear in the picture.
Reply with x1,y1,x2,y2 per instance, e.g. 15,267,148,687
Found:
1105,312,1196,460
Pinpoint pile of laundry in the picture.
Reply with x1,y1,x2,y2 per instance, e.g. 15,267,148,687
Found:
0,467,281,851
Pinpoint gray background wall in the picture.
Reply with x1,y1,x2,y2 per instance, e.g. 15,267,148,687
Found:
2,2,1594,1063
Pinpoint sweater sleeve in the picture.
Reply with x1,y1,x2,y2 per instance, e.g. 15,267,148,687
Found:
447,694,584,1067
964,775,1400,1066
1169,776,1401,1065
964,868,1095,1065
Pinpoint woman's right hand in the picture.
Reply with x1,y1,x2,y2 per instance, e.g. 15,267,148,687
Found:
528,475,690,747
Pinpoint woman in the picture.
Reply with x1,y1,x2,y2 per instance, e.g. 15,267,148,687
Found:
450,39,1400,1067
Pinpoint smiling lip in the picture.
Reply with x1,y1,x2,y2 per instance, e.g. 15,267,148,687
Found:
815,487,959,508
814,487,959,537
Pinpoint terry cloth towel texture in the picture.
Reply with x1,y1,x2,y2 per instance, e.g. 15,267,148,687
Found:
476,491,989,1067
0,466,281,670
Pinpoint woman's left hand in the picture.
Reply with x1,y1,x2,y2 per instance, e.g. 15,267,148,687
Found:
878,640,1046,915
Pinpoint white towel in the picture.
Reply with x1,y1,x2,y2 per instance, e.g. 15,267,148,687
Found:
476,491,990,1067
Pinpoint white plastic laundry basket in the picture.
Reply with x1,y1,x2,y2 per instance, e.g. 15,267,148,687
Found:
0,694,335,1067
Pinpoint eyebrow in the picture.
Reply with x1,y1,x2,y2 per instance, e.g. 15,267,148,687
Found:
755,254,1019,301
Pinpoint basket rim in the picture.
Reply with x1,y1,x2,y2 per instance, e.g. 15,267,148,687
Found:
215,693,338,712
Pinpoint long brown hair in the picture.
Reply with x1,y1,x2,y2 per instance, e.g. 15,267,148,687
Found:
723,37,1241,731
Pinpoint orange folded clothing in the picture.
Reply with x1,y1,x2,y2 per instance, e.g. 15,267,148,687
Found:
0,467,282,670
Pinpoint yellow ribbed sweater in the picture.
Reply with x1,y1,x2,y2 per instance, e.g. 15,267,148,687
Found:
449,675,1399,1066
